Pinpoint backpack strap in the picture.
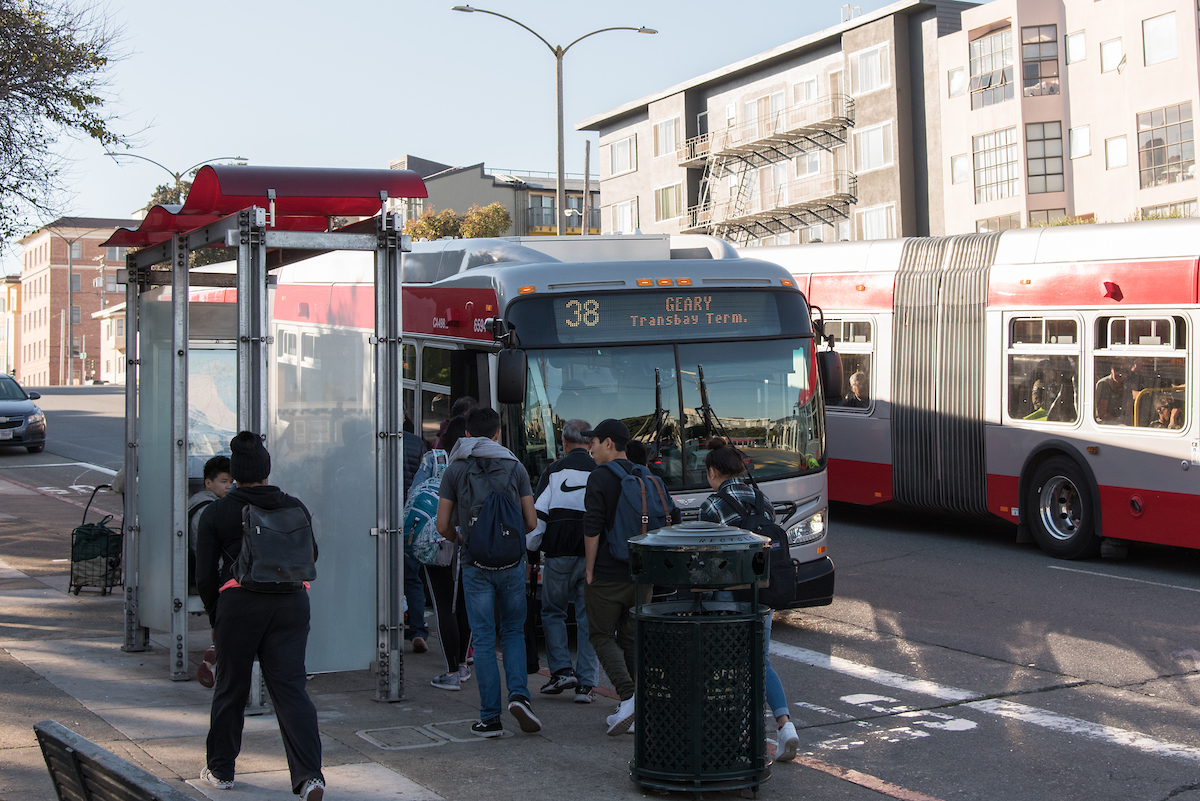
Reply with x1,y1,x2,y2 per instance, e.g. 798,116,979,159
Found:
638,475,649,534
648,472,671,526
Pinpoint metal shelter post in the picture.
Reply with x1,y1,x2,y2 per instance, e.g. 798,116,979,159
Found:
169,235,191,681
374,210,407,702
122,255,148,652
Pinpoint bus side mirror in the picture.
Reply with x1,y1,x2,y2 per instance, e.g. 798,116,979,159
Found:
817,349,843,406
497,349,527,405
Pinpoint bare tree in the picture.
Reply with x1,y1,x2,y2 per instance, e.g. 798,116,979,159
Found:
0,0,124,241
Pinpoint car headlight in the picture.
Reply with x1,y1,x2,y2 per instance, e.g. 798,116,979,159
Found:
787,509,826,546
26,411,45,425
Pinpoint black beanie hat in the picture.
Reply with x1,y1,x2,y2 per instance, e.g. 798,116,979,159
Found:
229,431,271,484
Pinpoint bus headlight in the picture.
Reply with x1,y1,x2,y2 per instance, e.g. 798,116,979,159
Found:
787,509,826,546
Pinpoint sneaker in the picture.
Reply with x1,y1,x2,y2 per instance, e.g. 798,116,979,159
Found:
540,670,578,695
412,637,428,654
606,696,635,736
199,766,233,790
465,645,474,665
628,721,635,734
197,645,216,689
574,686,595,704
458,664,472,682
777,721,799,762
430,672,461,691
471,716,504,738
508,697,542,733
298,777,325,800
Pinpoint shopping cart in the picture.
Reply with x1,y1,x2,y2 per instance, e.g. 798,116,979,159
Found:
68,485,121,595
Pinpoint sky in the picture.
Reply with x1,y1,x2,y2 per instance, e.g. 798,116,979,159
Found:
4,0,897,274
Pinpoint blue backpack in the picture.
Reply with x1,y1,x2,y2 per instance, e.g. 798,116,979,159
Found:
457,458,526,570
604,461,673,562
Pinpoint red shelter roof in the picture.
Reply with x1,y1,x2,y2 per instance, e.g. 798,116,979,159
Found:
103,165,427,248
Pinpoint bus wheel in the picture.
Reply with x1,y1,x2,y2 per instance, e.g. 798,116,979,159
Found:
1026,456,1099,560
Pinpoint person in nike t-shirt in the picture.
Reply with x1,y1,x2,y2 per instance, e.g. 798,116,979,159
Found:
529,418,600,703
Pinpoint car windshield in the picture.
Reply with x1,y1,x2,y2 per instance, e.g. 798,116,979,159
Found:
518,339,823,490
0,378,27,401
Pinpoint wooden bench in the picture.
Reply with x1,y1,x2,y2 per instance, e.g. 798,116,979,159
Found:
34,720,195,801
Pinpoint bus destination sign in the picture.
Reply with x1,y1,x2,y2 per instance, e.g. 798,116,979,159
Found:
550,291,782,344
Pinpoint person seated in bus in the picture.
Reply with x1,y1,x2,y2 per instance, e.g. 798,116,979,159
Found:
842,371,869,408
1150,398,1184,429
1095,363,1130,425
1046,373,1077,423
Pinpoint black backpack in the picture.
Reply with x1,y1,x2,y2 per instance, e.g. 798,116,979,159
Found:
717,489,799,609
232,503,317,588
457,458,526,570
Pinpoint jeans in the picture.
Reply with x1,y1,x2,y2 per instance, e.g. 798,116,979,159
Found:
404,553,428,641
764,611,788,719
541,556,599,688
461,564,530,721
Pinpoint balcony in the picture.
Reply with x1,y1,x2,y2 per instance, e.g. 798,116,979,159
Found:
526,206,601,235
683,170,857,234
679,94,855,169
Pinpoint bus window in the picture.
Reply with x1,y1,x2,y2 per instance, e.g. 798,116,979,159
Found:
1007,317,1079,423
402,343,415,381
825,318,873,410
1093,316,1187,428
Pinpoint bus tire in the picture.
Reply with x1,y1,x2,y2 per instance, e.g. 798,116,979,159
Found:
1025,456,1099,560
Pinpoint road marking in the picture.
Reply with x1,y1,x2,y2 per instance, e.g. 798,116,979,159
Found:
0,462,117,474
771,642,1200,765
1048,565,1200,594
792,755,947,801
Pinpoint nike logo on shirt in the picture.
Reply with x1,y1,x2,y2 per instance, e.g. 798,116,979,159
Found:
560,479,587,492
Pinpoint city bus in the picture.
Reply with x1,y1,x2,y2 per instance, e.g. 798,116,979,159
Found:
269,234,835,605
747,219,1200,560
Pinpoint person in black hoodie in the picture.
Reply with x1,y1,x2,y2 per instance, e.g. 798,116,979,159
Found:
195,431,325,800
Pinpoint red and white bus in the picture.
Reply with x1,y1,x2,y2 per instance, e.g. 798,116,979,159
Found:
749,219,1200,559
270,234,835,604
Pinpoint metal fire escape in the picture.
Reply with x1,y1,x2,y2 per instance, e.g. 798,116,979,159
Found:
680,94,857,245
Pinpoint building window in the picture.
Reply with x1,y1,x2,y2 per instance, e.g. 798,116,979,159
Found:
795,77,817,104
70,241,82,259
837,220,851,241
948,67,966,98
654,184,682,222
612,199,637,233
71,306,80,325
1137,102,1194,189
853,121,894,173
1143,12,1177,66
1106,135,1128,169
1100,38,1124,73
973,127,1020,203
71,273,80,292
1027,122,1064,194
1065,31,1086,64
969,27,1014,110
800,225,824,244
976,213,1021,233
951,154,970,184
106,246,127,262
1029,209,1067,225
725,104,736,129
1141,199,1198,218
609,136,636,176
1021,25,1059,96
1070,126,1091,159
653,118,678,158
1007,317,1080,423
796,151,820,177
856,203,895,240
850,44,890,95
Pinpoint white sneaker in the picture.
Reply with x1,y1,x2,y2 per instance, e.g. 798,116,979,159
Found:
606,696,635,736
299,777,325,800
199,766,233,790
777,721,799,762
459,664,472,682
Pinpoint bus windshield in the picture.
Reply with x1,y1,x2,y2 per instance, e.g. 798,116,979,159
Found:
519,338,824,490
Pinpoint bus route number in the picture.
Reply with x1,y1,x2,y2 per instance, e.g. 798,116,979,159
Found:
564,299,601,328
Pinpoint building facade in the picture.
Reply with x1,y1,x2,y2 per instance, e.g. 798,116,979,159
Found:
578,1,973,246
91,303,127,385
16,217,132,386
0,276,19,377
939,0,1200,232
388,156,601,236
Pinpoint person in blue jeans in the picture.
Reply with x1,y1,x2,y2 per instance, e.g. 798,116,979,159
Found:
436,407,542,738
530,419,600,702
402,427,430,653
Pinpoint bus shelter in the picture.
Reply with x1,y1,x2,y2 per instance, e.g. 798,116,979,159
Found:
103,166,426,702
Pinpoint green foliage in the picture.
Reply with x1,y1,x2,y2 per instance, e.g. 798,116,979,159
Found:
146,181,190,208
461,202,512,238
1128,209,1192,221
403,207,462,240
1028,215,1098,228
0,0,124,241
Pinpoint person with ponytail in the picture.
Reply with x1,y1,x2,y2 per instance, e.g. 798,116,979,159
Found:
700,437,800,763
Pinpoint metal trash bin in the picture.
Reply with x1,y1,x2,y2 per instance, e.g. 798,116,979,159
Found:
628,521,770,794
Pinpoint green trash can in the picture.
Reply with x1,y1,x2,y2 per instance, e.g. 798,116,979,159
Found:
628,521,771,794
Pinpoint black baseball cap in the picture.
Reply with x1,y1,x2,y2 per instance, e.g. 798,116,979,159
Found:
581,418,630,449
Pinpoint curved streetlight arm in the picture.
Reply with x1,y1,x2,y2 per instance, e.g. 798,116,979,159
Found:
451,6,555,53
180,156,247,177
564,26,656,56
104,152,246,184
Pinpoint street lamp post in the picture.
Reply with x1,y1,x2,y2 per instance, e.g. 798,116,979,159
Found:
103,152,248,205
452,6,655,235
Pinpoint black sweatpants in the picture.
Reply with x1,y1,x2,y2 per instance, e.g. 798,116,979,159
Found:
207,588,323,793
423,558,471,674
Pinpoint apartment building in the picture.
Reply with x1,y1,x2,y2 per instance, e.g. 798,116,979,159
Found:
940,0,1200,232
0,276,19,377
577,0,975,245
388,155,601,236
16,217,133,386
91,303,127,385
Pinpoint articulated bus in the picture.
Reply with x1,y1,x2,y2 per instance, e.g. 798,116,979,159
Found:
270,234,835,605
748,219,1200,559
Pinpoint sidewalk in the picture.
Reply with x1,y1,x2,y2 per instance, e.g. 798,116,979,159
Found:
0,477,879,801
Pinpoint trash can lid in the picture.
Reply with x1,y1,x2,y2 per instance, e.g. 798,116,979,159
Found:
630,521,768,552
